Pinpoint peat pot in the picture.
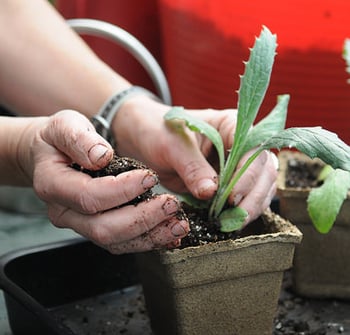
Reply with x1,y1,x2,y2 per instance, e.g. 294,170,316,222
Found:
137,209,302,335
277,150,350,299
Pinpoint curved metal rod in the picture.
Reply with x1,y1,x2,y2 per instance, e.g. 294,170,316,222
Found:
67,18,172,105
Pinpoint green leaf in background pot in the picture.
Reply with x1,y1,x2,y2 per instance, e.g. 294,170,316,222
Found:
307,169,350,233
317,165,334,183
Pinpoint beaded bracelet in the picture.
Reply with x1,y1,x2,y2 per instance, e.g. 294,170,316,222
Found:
91,86,160,147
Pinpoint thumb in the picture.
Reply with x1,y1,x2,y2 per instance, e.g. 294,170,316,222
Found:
42,110,113,170
170,146,218,200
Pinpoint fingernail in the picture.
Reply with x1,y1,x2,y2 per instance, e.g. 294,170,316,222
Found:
234,193,243,206
242,214,250,228
166,239,181,249
89,144,110,164
142,173,159,189
197,178,217,196
259,150,269,165
162,198,181,216
270,152,279,170
171,220,189,237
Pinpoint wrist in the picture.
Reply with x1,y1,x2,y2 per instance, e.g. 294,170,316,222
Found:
111,92,170,158
91,86,162,149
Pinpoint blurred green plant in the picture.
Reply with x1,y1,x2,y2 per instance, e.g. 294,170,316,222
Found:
343,38,350,82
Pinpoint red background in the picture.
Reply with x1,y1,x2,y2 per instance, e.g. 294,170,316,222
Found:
57,0,350,144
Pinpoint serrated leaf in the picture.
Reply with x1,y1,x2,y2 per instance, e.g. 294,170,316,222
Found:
307,169,350,233
261,127,350,171
164,107,225,172
234,26,277,149
241,94,289,154
219,207,248,232
223,26,277,188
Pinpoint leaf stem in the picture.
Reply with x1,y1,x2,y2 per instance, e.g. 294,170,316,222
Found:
210,149,263,218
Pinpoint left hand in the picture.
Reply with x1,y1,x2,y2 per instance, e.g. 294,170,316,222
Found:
16,110,189,253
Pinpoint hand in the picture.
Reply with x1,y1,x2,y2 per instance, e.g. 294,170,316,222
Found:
19,110,189,254
228,149,278,224
114,97,278,224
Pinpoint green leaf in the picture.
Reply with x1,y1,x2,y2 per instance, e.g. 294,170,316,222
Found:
223,26,277,188
261,127,350,171
317,165,333,183
219,207,248,232
211,27,279,218
241,94,289,154
164,107,225,172
178,193,210,209
233,26,277,151
307,169,350,233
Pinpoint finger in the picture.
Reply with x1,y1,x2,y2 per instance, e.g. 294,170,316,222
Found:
230,150,278,225
175,155,218,199
35,166,158,213
106,216,189,254
158,170,188,194
163,109,240,199
238,181,277,227
41,109,113,170
164,127,218,200
229,150,276,205
48,194,188,247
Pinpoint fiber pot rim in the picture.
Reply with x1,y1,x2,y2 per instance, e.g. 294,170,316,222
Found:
155,209,302,264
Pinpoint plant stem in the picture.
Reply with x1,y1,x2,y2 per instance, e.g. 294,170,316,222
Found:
209,149,263,218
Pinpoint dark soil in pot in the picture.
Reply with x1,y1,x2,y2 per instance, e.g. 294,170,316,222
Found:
284,156,324,189
179,202,279,247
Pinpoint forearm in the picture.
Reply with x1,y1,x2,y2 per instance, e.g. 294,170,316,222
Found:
0,116,38,186
0,0,130,118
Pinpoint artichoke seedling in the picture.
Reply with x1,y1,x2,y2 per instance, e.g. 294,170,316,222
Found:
165,26,350,233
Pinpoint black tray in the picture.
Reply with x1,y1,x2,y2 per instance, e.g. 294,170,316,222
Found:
2,228,350,335
0,238,152,335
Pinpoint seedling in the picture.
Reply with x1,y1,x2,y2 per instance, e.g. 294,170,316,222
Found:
165,26,350,233
305,38,350,233
307,165,350,233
